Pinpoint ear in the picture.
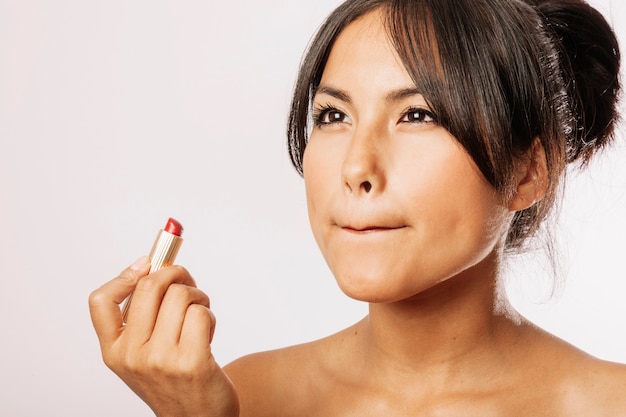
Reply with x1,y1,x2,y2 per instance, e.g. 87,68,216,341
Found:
508,138,548,211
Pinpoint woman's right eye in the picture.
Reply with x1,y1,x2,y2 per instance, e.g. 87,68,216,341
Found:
313,106,350,126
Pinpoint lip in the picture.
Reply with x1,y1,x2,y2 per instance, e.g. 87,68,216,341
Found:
340,225,406,234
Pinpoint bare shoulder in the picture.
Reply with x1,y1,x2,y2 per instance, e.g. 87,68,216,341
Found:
223,344,312,417
528,326,626,416
223,325,358,417
224,339,321,389
565,356,626,415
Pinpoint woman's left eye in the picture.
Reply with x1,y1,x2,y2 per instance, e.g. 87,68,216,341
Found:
399,108,437,124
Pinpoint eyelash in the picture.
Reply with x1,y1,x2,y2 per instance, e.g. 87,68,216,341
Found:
312,104,346,127
400,107,437,124
312,104,438,127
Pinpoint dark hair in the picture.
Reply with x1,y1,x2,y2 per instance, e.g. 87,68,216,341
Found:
287,0,621,251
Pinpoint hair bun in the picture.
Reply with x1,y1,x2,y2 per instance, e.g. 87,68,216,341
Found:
534,0,621,166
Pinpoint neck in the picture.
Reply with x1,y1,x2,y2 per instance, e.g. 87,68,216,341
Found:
360,250,523,378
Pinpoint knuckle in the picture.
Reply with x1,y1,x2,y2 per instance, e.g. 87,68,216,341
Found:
143,351,166,374
166,283,191,299
169,264,189,276
169,265,196,286
102,347,125,373
124,348,165,377
101,351,115,369
143,350,193,380
176,359,202,379
106,344,212,382
188,303,213,321
88,289,104,307
101,344,181,380
176,349,214,378
134,276,158,293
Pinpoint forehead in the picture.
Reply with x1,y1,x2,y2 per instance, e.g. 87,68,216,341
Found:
318,10,415,99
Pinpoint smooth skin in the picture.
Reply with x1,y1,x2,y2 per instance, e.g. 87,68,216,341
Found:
89,9,626,417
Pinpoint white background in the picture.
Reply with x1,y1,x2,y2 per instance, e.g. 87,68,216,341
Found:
1,0,625,415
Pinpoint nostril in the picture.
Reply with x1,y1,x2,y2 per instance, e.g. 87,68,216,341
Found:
362,181,372,193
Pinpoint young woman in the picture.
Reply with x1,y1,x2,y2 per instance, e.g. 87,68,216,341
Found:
89,0,625,415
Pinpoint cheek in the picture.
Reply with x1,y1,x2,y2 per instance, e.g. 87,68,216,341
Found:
399,147,508,259
302,140,335,246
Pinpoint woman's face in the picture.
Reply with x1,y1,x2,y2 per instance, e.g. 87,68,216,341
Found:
302,10,514,303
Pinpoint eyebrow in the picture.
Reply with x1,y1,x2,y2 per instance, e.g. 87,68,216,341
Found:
314,84,423,104
315,85,352,103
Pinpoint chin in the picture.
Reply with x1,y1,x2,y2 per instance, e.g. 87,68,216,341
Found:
332,267,427,304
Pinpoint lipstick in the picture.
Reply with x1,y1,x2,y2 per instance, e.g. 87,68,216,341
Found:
121,217,184,323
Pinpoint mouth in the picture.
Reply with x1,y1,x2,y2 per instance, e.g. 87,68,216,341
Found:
341,225,406,234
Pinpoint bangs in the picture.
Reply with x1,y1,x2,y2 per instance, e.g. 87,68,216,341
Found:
290,0,558,196
383,0,543,191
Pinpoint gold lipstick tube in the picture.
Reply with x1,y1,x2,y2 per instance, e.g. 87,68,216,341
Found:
121,219,184,323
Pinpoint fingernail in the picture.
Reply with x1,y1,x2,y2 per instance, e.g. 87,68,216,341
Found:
130,256,150,271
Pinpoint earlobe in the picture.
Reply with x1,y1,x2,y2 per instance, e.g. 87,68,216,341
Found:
508,138,548,211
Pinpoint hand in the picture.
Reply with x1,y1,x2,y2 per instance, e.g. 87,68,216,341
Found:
88,257,239,417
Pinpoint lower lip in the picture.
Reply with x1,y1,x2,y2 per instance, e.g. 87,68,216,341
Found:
341,226,404,234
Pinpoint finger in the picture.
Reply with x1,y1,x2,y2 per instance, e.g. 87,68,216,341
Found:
123,265,196,344
179,304,216,353
88,257,151,348
150,284,211,345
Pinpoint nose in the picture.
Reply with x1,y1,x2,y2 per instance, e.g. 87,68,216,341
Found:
341,126,387,196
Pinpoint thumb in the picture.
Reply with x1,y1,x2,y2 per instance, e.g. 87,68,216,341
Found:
89,257,152,345
116,256,152,300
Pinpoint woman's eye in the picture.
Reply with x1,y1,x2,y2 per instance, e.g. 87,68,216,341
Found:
314,107,350,126
400,108,436,124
